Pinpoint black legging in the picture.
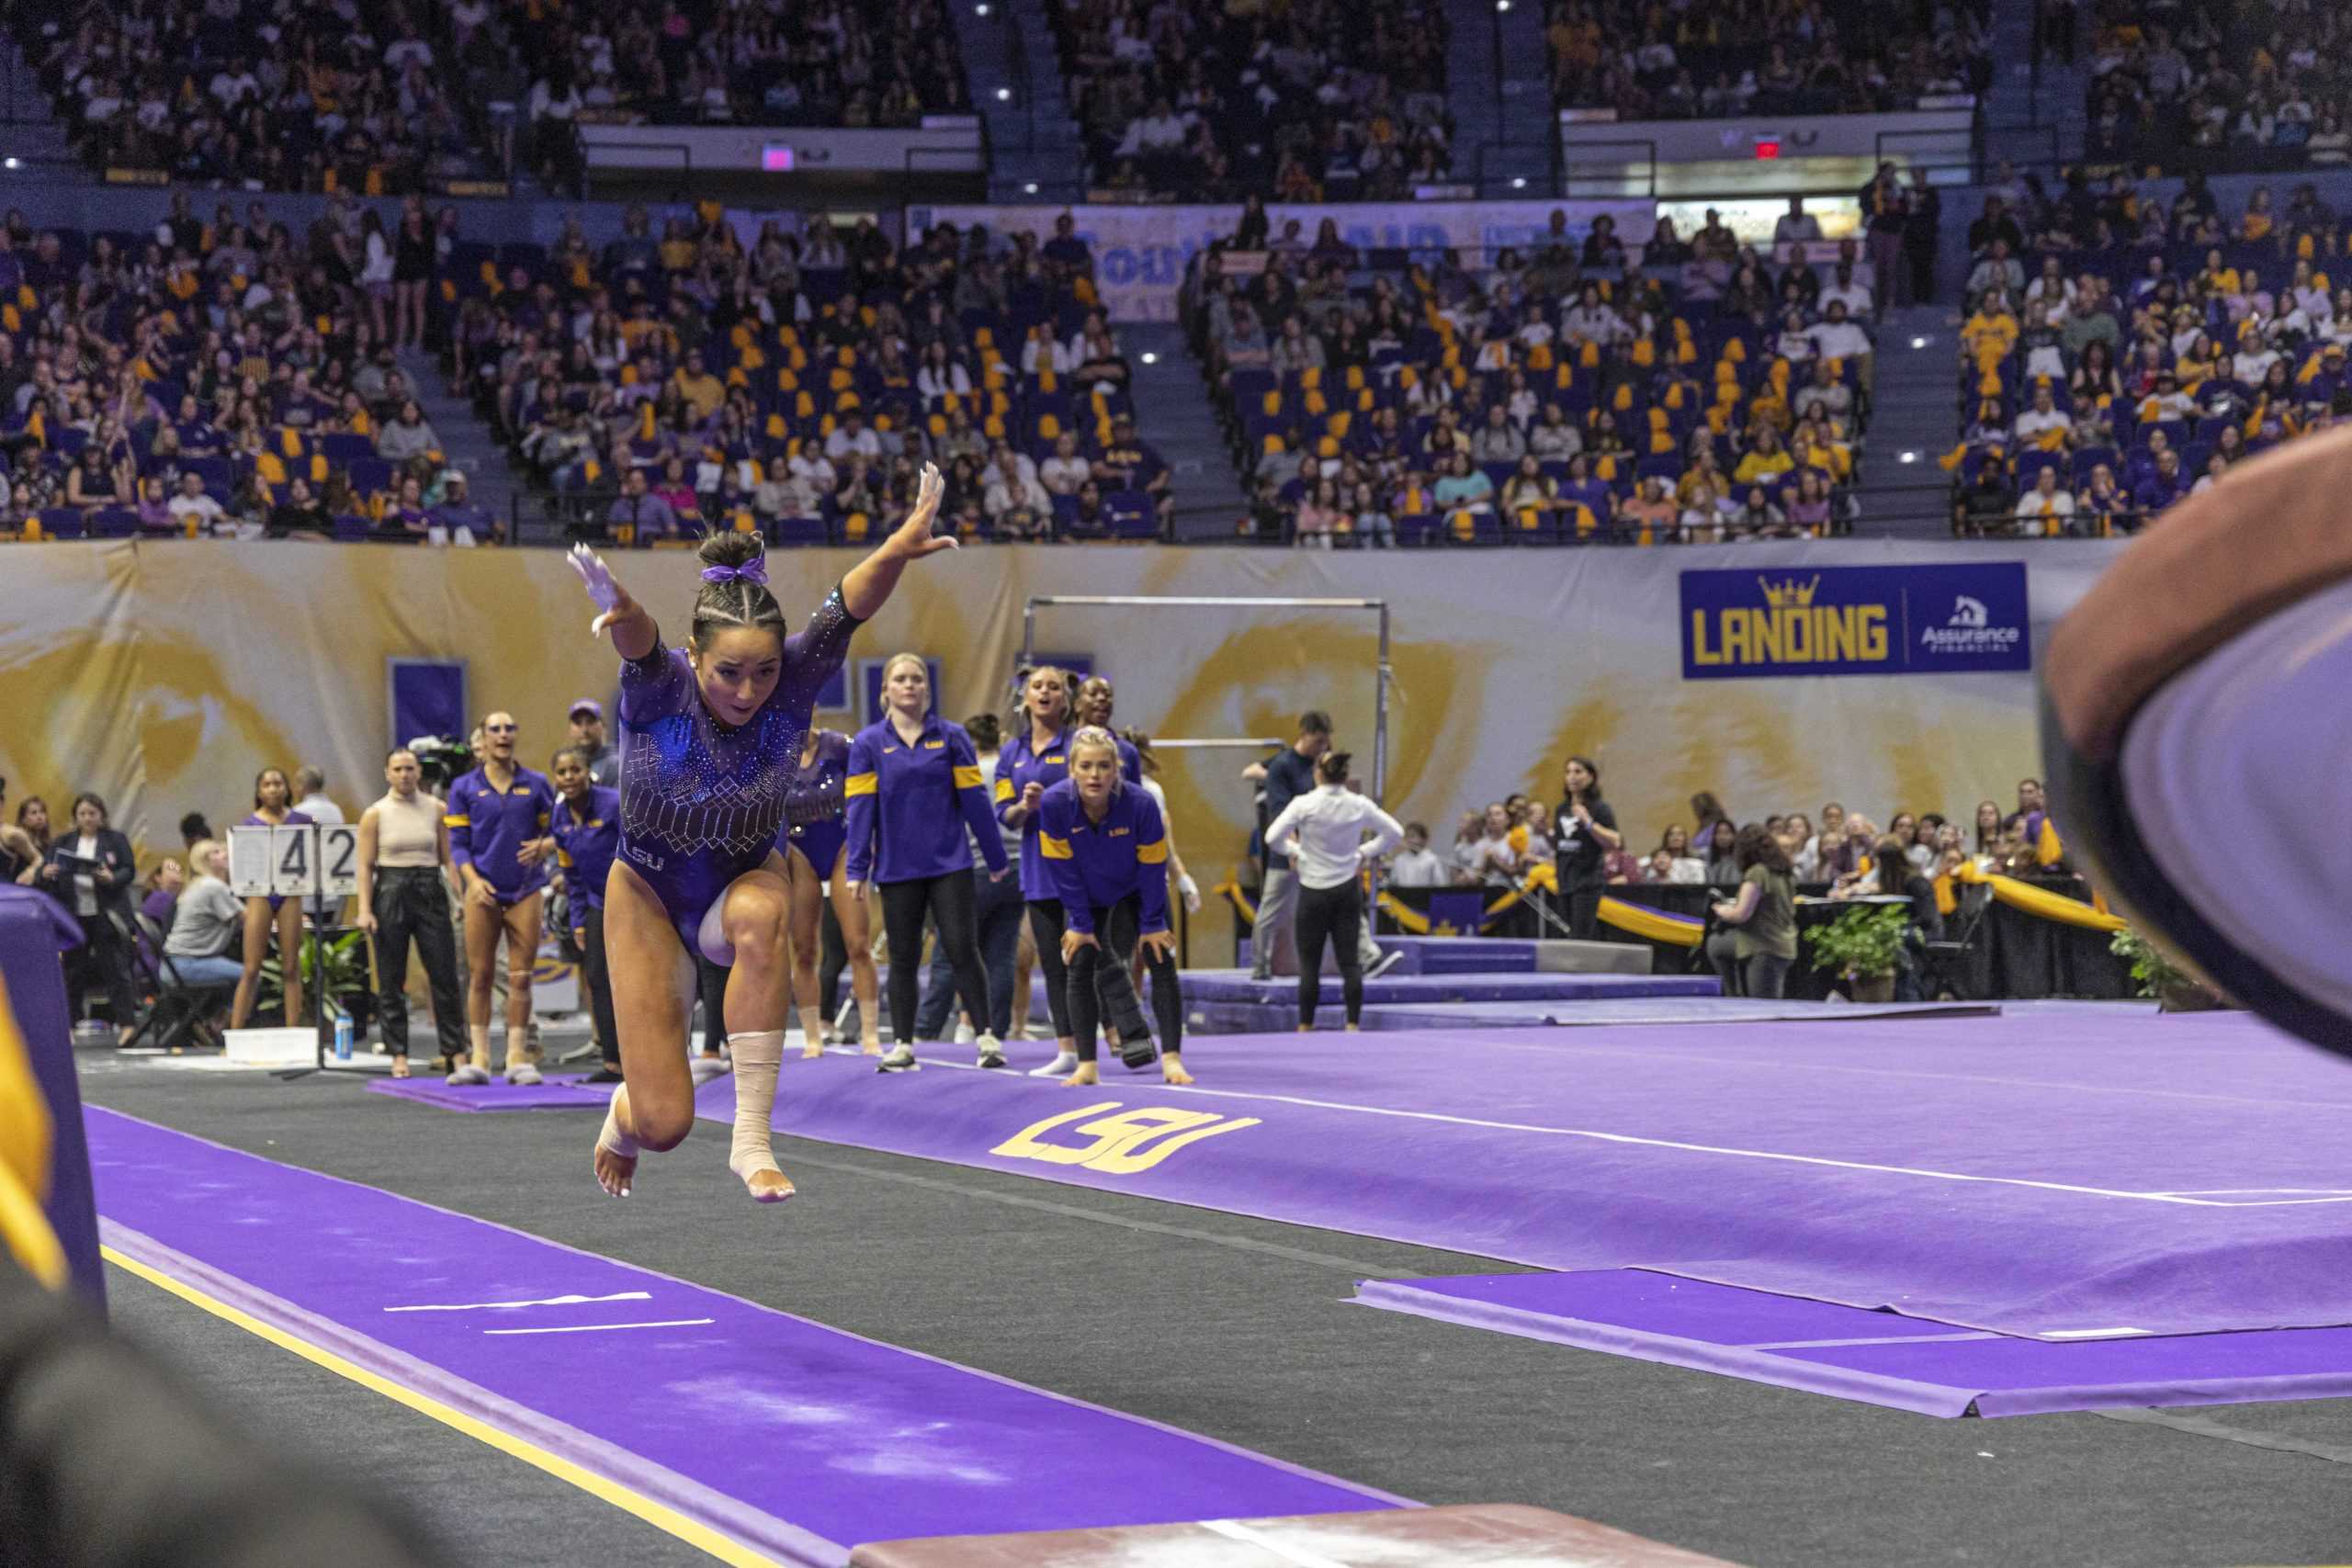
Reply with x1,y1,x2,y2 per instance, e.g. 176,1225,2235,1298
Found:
1025,897,1075,1038
819,896,848,1018
1295,879,1365,1026
696,954,729,1055
577,902,619,1066
371,865,463,1059
880,871,987,1044
1065,892,1182,1063
66,906,141,1032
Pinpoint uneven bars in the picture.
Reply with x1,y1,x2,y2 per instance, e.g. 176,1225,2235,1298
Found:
1019,592,1390,802
1148,738,1287,750
1026,595,1385,610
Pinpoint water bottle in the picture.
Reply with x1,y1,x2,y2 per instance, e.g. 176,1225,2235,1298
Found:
334,1012,354,1060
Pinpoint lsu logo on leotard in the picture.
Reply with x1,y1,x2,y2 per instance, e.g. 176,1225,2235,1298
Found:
991,1101,1261,1175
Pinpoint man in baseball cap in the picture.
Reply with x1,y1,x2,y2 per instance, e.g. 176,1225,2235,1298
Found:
568,699,617,788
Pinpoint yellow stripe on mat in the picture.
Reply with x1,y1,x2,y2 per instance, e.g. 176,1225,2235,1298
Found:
101,1244,780,1567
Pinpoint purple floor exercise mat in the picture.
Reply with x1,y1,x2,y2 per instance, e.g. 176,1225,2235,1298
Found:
709,1012,2352,1338
1354,1270,2352,1418
85,1107,1405,1563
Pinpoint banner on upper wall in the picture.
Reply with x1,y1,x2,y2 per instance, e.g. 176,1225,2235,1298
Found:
1679,562,2032,681
907,199,1658,322
0,539,2107,955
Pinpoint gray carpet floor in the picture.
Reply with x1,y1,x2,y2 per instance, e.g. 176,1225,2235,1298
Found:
74,1062,2352,1568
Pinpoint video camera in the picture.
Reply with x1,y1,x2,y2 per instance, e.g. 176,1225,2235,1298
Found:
403,734,475,795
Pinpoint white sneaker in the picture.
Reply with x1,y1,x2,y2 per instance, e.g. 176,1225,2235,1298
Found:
876,1044,921,1073
976,1032,1007,1069
1365,947,1404,979
507,1063,543,1087
955,1020,978,1044
1028,1051,1080,1077
689,1054,731,1084
446,1065,490,1086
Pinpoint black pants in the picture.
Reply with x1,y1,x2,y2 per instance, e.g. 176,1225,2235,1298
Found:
820,897,847,1018
1295,879,1365,1025
1906,242,1936,306
1026,897,1075,1038
1711,944,1792,999
65,906,140,1029
372,866,463,1058
577,903,620,1066
1066,893,1183,1063
1565,884,1604,940
696,955,729,1055
880,871,987,1044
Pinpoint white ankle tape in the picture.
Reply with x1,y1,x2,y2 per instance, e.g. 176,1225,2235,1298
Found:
726,1030,786,1181
597,1086,639,1159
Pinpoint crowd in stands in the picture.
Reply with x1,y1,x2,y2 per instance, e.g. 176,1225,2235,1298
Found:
509,0,970,190
1389,784,2059,897
2085,0,2352,168
1188,203,1878,547
0,195,503,545
1547,0,1993,118
24,0,492,193
1048,0,1451,200
1943,167,2352,537
470,206,1175,544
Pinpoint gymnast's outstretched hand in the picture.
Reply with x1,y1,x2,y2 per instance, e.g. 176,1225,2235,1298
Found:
570,544,657,659
842,462,956,619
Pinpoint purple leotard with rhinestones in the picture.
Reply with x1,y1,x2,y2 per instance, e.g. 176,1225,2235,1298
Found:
779,728,851,878
615,586,860,951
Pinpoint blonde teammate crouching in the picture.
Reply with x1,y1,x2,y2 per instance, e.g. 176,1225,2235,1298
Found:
1037,728,1191,1087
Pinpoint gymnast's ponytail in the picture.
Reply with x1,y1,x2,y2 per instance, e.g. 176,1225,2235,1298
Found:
1317,750,1352,784
690,532,788,650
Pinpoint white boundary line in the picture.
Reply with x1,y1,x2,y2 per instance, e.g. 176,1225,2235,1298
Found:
900,1055,2352,1208
481,1318,716,1336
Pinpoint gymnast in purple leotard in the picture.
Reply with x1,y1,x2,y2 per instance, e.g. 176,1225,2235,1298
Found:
777,728,881,1057
573,462,956,1204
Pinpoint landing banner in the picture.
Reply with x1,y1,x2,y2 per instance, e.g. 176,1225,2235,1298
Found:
1679,562,2033,680
907,198,1657,322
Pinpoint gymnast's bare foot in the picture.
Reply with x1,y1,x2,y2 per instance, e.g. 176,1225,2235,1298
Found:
802,1040,824,1060
1161,1054,1194,1086
1067,1061,1101,1087
743,1167,797,1202
594,1144,637,1198
594,1086,639,1197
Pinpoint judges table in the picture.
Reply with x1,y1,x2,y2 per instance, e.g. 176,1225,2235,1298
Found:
0,886,104,1308
1375,882,2134,1001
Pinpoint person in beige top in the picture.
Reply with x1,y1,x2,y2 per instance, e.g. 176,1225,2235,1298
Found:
356,748,465,1077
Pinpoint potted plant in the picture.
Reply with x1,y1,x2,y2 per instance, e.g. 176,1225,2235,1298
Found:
256,930,375,1036
1801,904,1909,1003
2109,927,2229,1013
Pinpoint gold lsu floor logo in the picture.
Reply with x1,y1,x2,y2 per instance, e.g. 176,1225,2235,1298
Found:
990,1101,1263,1176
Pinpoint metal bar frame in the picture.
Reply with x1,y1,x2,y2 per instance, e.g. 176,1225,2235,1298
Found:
1022,593,1394,967
1018,594,1392,805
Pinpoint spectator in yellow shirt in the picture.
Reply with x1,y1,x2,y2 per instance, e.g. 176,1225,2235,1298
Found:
1733,426,1795,485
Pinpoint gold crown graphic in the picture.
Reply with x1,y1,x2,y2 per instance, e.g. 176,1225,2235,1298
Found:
1757,574,1821,609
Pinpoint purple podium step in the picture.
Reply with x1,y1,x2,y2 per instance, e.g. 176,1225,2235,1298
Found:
1182,968,1717,1009
1356,1269,2352,1418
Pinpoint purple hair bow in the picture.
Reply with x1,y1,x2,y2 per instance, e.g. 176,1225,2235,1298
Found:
700,559,768,587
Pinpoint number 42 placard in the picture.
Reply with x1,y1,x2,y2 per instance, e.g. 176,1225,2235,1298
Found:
228,823,359,898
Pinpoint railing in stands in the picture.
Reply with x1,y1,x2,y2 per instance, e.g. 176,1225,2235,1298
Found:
1560,138,1659,201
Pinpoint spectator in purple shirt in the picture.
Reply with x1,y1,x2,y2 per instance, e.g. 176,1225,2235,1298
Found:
2132,448,2190,517
605,466,681,544
430,472,494,547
